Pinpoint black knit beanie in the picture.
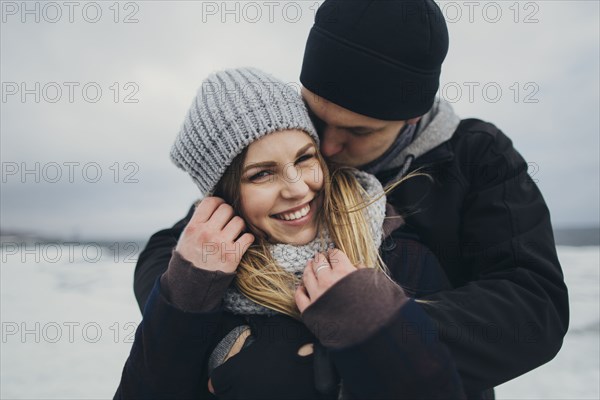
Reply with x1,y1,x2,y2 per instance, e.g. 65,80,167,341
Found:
300,0,449,121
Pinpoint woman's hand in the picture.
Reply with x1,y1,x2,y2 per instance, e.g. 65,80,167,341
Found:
295,248,362,313
175,197,254,273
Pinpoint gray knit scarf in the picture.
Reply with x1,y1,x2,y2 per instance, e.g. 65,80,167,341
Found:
222,169,386,316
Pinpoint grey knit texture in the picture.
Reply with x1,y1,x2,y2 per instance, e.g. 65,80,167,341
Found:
222,169,386,316
207,325,252,375
171,68,319,196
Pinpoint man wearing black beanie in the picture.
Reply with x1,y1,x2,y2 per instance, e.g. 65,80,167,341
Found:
131,1,569,399
299,1,569,399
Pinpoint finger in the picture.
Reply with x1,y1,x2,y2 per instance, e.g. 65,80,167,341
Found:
294,284,311,313
326,248,354,271
222,216,246,240
191,197,225,223
223,233,254,266
313,252,332,275
303,259,319,290
235,233,255,255
209,203,235,229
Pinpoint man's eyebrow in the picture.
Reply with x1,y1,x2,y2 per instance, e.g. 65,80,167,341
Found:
242,143,315,174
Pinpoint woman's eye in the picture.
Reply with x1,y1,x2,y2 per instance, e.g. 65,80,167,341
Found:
249,170,272,181
297,154,314,163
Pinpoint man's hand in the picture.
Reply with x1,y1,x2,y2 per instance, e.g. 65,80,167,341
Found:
175,197,254,273
295,248,362,313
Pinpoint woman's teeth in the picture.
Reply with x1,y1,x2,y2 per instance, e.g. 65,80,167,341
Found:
274,204,310,221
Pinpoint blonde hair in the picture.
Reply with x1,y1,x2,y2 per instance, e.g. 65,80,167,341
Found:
214,134,422,318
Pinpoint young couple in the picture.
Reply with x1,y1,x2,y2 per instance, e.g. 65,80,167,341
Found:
115,66,465,399
116,0,569,399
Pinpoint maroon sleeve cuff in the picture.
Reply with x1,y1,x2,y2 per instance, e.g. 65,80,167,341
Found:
159,250,236,313
301,268,409,349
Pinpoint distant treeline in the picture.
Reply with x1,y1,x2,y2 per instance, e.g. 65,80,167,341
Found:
1,227,599,248
553,227,600,247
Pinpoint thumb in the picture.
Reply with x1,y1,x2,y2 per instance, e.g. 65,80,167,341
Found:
326,248,354,270
294,285,311,314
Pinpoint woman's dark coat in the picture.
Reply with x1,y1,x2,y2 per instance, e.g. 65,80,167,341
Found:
115,232,466,399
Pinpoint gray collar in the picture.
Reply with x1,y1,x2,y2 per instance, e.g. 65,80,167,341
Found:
360,99,460,177
394,98,460,169
361,123,417,176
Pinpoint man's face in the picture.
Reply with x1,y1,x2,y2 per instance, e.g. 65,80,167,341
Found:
302,87,407,167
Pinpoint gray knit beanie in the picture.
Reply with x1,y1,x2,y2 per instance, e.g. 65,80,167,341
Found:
171,67,319,196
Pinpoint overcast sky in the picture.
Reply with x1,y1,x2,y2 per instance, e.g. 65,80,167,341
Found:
1,0,599,240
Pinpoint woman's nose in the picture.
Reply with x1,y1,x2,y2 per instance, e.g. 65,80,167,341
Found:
280,170,310,199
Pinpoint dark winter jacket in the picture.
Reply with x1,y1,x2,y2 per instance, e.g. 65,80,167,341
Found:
376,116,569,398
115,235,466,399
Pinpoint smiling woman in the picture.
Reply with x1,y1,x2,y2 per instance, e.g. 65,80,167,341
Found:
210,124,387,319
114,67,466,399
219,130,324,245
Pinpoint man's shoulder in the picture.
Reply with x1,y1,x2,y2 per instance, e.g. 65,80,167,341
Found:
414,117,512,166
452,118,504,141
445,118,515,158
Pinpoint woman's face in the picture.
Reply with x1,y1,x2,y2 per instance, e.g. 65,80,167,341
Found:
240,130,324,245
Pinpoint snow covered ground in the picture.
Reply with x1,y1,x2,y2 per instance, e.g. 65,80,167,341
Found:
1,244,598,399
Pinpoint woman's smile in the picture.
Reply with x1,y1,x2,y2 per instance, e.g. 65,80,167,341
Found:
271,198,317,226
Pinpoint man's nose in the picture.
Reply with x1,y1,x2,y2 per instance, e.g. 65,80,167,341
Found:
320,128,345,158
